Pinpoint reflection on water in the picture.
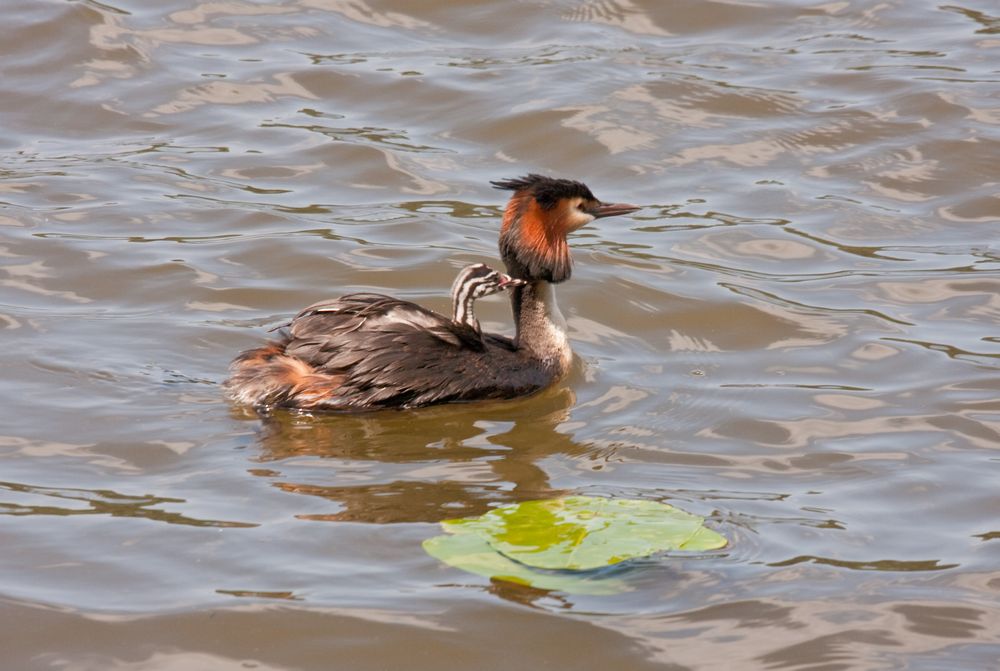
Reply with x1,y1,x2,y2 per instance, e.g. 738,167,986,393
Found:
0,480,256,528
249,387,581,523
2,0,1000,668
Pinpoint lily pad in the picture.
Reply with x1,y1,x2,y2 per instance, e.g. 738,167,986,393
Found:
441,496,726,570
422,532,627,595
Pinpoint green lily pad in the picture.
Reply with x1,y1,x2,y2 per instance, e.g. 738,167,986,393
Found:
422,532,627,595
441,496,726,570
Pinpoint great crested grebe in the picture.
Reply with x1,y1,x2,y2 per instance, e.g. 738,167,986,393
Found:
225,175,639,411
226,264,524,410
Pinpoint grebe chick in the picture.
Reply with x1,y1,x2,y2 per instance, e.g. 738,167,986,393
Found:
224,176,639,412
450,263,527,334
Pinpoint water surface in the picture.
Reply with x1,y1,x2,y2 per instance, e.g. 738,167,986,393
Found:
2,0,999,669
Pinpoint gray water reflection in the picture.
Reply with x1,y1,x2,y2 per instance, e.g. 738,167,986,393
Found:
2,0,1000,668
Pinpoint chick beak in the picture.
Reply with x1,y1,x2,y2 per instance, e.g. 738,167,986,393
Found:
588,201,641,219
498,274,526,289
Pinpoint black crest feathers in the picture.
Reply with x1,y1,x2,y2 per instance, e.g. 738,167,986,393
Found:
491,174,596,210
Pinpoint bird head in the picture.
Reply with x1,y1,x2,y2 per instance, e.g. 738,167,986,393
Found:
491,174,640,283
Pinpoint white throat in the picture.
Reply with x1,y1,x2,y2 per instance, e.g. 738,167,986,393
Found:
514,281,573,375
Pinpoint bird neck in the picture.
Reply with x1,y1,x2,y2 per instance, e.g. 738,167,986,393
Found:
452,286,481,332
511,281,572,374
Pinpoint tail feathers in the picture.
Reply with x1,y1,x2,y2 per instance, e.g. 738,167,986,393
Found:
224,341,344,410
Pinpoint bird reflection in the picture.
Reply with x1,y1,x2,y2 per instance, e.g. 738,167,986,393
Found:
485,579,573,610
239,382,588,524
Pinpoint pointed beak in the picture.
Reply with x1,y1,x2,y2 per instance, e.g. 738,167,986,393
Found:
498,274,526,289
588,201,641,219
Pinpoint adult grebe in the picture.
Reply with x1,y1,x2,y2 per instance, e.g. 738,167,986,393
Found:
224,176,639,411
226,264,524,410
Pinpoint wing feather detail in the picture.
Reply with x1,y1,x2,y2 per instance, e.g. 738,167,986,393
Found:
228,294,551,411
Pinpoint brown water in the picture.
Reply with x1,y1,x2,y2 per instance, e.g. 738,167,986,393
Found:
2,0,999,668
